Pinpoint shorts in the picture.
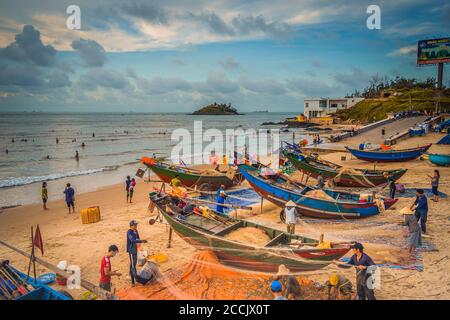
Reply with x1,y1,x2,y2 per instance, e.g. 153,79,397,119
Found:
432,186,438,195
42,198,47,204
66,201,74,208
99,282,111,292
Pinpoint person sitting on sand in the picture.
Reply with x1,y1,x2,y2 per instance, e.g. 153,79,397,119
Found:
325,274,352,300
410,189,428,234
127,220,147,285
270,280,286,300
316,172,325,189
99,245,121,292
63,183,75,213
400,208,422,254
275,264,301,300
42,182,48,210
129,178,136,203
428,170,440,202
284,201,297,235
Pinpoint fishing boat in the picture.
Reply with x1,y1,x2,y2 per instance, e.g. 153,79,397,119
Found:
238,165,397,219
0,260,70,300
427,153,450,167
345,144,432,162
149,192,352,273
141,157,241,190
283,150,407,187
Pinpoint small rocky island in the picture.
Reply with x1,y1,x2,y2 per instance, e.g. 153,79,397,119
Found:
192,102,241,115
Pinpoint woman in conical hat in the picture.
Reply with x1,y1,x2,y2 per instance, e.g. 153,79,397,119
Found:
399,206,422,254
284,201,297,234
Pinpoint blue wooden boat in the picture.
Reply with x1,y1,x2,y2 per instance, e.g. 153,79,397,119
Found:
346,144,432,162
0,261,71,300
437,134,450,145
238,165,397,220
428,153,450,167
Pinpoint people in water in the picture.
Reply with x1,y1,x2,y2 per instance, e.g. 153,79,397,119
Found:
75,150,79,162
42,182,48,210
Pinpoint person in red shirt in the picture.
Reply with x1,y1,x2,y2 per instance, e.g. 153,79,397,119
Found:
99,245,121,292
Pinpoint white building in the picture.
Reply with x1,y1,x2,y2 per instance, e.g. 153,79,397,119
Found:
303,97,364,119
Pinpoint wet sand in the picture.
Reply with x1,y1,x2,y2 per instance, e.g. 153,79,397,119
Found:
0,133,448,299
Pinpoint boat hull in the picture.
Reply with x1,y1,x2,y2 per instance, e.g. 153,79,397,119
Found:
239,165,397,219
428,153,450,166
284,151,407,187
159,208,349,273
144,162,235,189
346,144,431,162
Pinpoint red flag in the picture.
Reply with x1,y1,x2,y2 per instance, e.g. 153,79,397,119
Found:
34,224,44,255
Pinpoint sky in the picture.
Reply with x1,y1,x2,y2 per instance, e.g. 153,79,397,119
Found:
0,0,448,113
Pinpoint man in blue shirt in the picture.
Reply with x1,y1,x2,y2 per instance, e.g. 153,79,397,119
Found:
411,189,428,234
335,242,376,300
127,220,147,285
216,190,227,214
63,183,75,213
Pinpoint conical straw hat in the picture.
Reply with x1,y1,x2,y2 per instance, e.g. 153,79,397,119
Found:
285,200,296,207
399,206,414,215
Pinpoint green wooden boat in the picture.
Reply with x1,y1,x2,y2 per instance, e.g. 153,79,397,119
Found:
142,157,241,190
149,192,352,273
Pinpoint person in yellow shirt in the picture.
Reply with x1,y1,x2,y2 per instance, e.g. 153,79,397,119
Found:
170,175,182,187
42,182,48,210
325,274,352,300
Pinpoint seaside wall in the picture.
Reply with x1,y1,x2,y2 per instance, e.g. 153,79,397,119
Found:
336,117,396,141
384,115,442,145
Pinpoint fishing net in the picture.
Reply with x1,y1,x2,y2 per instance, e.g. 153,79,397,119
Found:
333,166,376,188
305,189,335,201
223,227,270,246
116,250,325,300
200,169,225,176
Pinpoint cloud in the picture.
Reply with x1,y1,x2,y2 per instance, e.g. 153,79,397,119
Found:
219,57,240,70
187,12,235,36
1,25,56,66
334,67,370,89
388,45,417,57
310,59,322,68
231,15,292,39
78,69,130,90
286,77,336,97
240,77,286,95
121,2,168,25
71,39,108,67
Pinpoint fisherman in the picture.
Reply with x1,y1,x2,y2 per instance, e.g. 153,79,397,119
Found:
384,172,396,199
42,182,48,210
316,172,325,189
216,184,226,198
125,176,132,203
410,189,428,234
429,170,440,202
325,274,352,300
381,127,386,137
129,178,136,203
216,190,227,214
336,242,376,300
284,201,297,235
63,183,75,213
275,264,301,300
127,220,147,285
99,245,121,292
135,261,159,285
270,280,286,300
170,174,182,187
400,207,422,254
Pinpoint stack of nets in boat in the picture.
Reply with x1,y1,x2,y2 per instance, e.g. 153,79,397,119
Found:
200,169,225,176
334,166,376,187
116,250,325,300
305,189,335,201
223,227,270,246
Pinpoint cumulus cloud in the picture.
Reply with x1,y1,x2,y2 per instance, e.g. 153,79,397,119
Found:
71,39,108,67
388,45,417,57
121,2,168,25
231,15,292,39
334,67,370,89
240,77,286,95
1,25,56,66
187,11,235,36
78,69,130,90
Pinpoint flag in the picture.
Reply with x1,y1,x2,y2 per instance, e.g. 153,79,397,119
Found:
34,224,44,255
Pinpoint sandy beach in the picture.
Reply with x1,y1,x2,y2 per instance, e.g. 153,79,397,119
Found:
0,132,449,300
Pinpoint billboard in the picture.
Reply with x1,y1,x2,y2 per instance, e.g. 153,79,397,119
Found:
417,37,450,65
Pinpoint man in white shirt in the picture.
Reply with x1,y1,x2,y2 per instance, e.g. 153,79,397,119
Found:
284,200,297,234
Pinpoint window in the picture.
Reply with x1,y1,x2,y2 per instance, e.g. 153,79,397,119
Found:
305,103,309,108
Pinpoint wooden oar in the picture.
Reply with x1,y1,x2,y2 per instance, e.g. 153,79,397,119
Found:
0,276,13,299
0,273,21,298
3,264,34,291
0,268,27,295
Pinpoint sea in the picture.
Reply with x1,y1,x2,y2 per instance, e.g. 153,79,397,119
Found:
0,112,317,208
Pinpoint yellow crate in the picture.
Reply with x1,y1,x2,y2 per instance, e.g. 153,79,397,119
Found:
80,206,101,224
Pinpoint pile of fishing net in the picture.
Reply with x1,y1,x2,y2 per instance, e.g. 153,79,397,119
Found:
223,227,270,246
305,189,335,201
116,250,326,300
200,169,224,176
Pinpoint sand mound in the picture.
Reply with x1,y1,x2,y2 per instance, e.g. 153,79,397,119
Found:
117,250,322,300
224,227,270,246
